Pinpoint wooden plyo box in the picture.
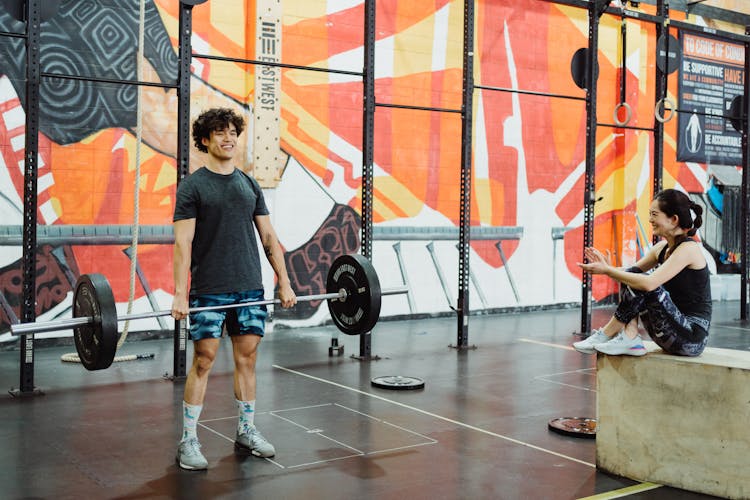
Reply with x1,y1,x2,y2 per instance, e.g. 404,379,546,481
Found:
596,343,750,499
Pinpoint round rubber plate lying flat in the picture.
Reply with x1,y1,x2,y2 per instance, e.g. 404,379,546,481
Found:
548,417,596,439
371,375,425,390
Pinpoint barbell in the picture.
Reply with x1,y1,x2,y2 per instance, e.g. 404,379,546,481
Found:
10,254,408,371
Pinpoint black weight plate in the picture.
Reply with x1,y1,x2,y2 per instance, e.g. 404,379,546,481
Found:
371,375,425,391
326,254,381,335
548,417,597,439
570,47,597,90
728,95,745,132
656,34,680,75
181,0,209,5
73,274,118,371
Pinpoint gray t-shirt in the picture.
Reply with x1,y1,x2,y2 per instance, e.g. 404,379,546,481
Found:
173,167,269,295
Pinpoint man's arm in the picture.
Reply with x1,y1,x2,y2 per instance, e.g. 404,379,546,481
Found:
171,218,196,320
254,214,296,308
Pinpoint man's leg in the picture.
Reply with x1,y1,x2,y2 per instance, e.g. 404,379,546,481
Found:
177,337,220,470
184,337,222,405
231,333,260,402
231,333,275,457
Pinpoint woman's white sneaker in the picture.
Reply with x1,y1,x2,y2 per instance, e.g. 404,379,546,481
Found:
594,332,647,356
573,329,612,354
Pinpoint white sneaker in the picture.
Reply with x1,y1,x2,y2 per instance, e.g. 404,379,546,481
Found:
176,438,208,470
594,332,647,356
235,426,276,457
573,329,612,354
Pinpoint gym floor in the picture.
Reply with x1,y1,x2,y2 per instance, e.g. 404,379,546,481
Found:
0,301,745,500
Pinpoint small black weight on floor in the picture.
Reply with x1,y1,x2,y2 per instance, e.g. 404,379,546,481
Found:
547,417,596,439
371,375,425,390
73,273,119,371
328,338,344,356
327,254,381,335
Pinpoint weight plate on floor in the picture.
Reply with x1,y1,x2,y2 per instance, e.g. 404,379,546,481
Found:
547,417,597,439
371,375,425,390
326,254,381,335
73,274,118,371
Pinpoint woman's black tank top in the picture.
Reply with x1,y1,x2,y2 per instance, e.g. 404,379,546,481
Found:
657,239,712,322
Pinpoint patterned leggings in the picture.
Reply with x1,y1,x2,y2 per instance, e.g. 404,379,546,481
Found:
613,267,709,357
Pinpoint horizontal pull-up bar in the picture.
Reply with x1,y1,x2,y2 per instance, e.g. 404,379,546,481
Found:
41,72,179,90
0,30,26,39
374,102,462,114
193,53,364,77
474,84,586,102
597,122,655,132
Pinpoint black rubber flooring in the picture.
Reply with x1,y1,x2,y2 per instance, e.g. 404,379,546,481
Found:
1,302,746,500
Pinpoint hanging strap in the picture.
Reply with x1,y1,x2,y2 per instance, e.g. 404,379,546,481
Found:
120,0,146,345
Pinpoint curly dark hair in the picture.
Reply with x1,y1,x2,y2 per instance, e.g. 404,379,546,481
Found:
192,108,246,153
655,188,704,237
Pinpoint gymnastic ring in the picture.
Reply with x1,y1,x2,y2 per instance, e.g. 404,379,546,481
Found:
613,102,632,127
654,97,676,124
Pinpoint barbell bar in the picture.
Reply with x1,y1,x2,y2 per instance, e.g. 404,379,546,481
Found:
9,288,373,336
9,254,409,370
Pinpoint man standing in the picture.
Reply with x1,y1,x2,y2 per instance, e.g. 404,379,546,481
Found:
171,107,296,470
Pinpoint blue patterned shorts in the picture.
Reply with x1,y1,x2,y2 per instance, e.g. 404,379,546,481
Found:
188,289,268,341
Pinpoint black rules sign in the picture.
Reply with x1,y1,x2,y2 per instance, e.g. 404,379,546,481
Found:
677,32,745,166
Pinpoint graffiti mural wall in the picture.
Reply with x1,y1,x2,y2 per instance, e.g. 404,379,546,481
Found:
0,0,738,338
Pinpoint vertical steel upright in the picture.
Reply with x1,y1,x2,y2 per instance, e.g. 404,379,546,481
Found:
455,0,475,348
359,0,376,359
653,0,669,199
741,26,750,320
16,0,42,396
580,1,603,336
172,2,194,379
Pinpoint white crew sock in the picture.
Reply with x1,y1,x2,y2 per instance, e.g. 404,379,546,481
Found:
237,399,256,434
181,401,203,442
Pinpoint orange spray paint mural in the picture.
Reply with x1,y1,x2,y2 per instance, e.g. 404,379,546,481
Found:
0,1,727,336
